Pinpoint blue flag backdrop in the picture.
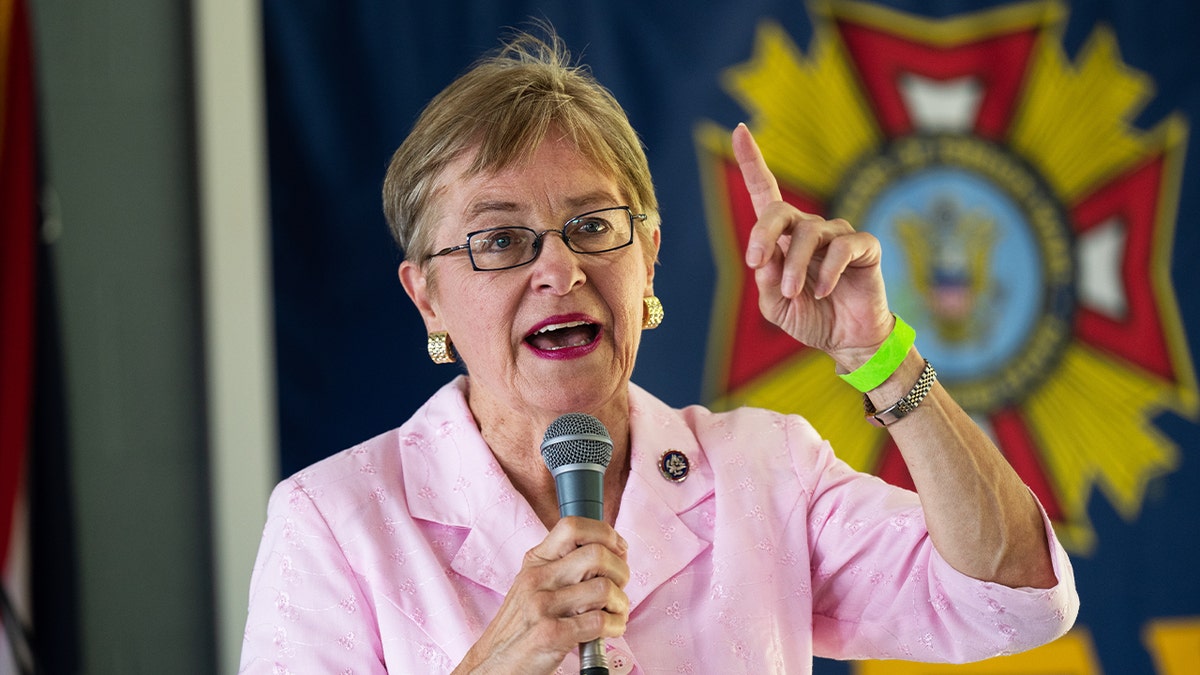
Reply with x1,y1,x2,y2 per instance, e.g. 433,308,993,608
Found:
263,1,1200,672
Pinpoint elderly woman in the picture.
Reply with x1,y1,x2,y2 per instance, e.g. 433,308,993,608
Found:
240,30,1077,674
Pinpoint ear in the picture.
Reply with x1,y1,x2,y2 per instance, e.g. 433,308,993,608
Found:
399,261,443,332
644,225,661,296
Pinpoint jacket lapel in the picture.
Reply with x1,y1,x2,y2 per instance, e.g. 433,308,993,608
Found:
402,378,715,622
401,377,548,596
618,384,714,611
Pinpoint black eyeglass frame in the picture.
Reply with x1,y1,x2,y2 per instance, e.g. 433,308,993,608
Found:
424,206,648,272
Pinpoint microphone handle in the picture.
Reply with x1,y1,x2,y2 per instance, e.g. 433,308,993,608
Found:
579,640,608,675
552,466,609,675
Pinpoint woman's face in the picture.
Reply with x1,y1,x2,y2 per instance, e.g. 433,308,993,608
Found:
400,135,659,427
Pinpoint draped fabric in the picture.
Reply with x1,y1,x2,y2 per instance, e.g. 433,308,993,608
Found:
264,1,1200,672
2,3,77,672
1,0,36,671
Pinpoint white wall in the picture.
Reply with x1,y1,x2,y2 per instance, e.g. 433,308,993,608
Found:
193,0,277,672
30,0,276,671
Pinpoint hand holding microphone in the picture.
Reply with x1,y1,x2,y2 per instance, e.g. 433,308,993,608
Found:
453,414,629,675
541,413,618,675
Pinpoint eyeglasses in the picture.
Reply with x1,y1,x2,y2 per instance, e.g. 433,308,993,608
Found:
425,206,647,272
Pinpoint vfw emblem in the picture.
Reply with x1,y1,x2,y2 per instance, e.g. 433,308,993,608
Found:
697,0,1196,552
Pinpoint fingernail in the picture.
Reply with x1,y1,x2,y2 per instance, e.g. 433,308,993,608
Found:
746,246,763,267
617,534,629,553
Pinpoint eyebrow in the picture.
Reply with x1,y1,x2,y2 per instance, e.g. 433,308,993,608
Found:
465,200,521,220
464,191,622,221
564,191,621,211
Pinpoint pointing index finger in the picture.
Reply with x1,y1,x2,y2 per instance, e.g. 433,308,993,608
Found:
732,123,783,215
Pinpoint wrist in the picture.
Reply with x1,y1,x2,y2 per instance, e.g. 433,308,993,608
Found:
836,314,915,392
864,354,937,426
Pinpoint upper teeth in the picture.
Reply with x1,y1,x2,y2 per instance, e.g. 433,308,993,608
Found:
534,320,587,335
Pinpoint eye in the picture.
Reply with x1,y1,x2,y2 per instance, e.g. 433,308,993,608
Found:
472,228,524,253
572,217,611,235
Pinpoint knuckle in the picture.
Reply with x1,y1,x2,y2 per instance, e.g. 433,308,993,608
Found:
528,590,555,616
522,547,543,566
587,575,614,598
600,578,630,612
580,609,610,634
583,541,609,564
826,236,853,255
569,541,608,575
527,615,567,646
514,562,553,594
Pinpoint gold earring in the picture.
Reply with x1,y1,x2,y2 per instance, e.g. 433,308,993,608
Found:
427,331,457,364
642,296,664,330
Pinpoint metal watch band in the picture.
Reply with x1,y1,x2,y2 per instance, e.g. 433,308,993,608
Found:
864,359,937,427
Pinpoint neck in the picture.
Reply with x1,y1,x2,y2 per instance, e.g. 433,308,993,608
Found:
467,381,632,529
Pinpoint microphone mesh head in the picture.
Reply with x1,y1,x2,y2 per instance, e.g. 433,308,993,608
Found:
541,413,613,470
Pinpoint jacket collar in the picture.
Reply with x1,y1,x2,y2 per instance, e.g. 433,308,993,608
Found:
615,382,713,609
403,377,714,610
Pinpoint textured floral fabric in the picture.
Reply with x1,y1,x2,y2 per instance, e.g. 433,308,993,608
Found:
239,376,1078,674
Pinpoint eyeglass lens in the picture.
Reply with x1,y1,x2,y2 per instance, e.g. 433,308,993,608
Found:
467,207,633,270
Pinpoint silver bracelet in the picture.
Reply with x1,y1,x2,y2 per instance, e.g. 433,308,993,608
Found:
863,359,937,427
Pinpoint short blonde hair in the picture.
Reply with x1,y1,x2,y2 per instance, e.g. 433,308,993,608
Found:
382,27,660,263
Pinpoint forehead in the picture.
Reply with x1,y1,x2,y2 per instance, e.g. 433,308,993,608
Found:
435,137,624,221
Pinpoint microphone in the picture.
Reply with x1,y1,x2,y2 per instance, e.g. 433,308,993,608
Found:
541,413,613,675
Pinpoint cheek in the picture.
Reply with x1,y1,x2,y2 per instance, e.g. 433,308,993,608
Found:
613,278,650,339
435,276,510,340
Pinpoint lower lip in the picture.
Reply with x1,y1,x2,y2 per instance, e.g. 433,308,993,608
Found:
524,329,603,360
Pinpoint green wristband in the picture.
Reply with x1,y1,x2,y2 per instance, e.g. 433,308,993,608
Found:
838,315,916,393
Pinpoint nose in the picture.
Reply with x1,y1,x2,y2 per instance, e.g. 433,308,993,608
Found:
529,231,585,293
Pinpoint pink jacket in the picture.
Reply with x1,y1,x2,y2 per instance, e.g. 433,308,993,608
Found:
240,377,1078,674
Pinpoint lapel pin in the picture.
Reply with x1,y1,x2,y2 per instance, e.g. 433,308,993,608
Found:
658,449,690,482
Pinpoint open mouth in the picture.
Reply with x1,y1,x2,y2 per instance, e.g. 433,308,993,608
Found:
524,319,601,354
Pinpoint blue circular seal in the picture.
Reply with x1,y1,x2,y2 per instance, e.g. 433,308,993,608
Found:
831,134,1074,411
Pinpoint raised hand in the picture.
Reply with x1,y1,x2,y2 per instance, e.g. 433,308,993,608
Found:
732,123,894,369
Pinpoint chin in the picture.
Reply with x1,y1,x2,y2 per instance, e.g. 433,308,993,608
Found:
545,376,628,415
